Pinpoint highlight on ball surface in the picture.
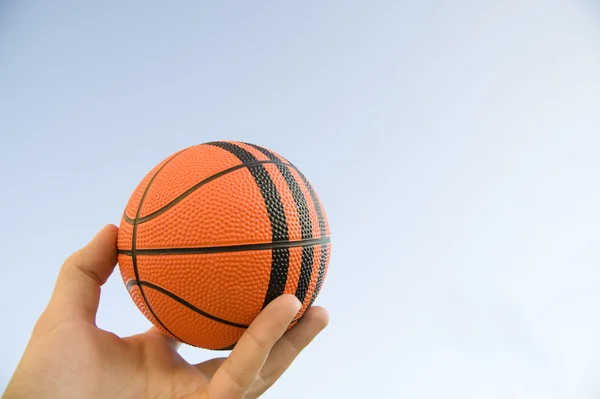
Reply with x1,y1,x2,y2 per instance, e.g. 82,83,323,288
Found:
117,141,330,350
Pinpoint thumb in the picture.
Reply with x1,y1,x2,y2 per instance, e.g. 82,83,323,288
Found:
46,224,118,324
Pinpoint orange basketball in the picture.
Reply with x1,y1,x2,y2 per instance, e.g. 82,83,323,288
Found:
116,141,331,350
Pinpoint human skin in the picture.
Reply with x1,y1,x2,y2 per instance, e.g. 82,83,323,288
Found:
2,224,329,399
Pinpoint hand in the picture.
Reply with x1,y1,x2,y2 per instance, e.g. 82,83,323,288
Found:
2,225,329,399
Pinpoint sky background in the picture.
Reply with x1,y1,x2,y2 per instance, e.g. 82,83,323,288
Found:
1,1,600,398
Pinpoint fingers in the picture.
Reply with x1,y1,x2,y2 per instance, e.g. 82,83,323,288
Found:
47,225,118,324
257,306,329,390
209,295,301,398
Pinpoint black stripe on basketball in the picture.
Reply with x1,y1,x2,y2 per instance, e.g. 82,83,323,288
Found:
206,142,289,242
308,244,328,308
244,142,315,303
244,143,328,296
296,246,315,303
297,171,327,237
131,149,189,343
206,141,290,309
244,142,280,162
295,170,329,307
242,144,312,237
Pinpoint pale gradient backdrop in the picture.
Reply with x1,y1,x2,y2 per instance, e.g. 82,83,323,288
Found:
1,1,600,398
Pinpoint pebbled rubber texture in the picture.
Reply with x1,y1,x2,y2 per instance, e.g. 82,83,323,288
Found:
117,141,330,350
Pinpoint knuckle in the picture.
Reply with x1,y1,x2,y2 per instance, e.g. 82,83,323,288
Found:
246,381,268,399
281,334,301,354
31,312,50,336
246,327,271,352
223,359,249,390
63,250,83,270
31,311,61,341
62,249,102,285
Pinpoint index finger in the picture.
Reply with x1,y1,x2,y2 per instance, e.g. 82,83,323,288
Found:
47,224,118,324
209,294,301,398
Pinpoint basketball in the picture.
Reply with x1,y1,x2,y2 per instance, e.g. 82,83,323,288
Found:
116,141,331,350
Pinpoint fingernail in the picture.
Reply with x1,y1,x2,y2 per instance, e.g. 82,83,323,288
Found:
292,296,302,311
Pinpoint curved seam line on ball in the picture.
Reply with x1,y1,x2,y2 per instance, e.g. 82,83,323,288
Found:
131,147,191,344
117,237,330,256
215,342,237,351
122,159,293,225
127,280,250,328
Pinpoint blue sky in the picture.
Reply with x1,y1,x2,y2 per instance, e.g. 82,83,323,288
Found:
1,1,600,397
